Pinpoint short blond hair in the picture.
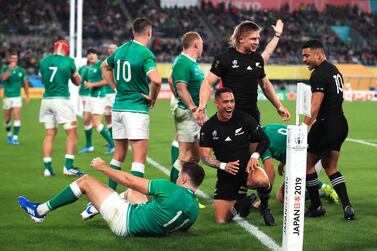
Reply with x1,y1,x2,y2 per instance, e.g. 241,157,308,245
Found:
182,31,201,49
229,20,261,48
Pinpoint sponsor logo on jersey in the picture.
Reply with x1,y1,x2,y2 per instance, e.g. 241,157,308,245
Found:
235,127,244,136
225,136,232,142
255,62,262,68
231,60,239,68
212,130,219,140
247,66,253,70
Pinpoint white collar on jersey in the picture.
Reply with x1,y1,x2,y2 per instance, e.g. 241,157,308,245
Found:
132,39,146,47
181,52,196,63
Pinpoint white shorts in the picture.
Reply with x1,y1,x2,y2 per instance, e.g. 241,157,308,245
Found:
104,93,115,115
3,97,22,110
170,95,178,114
88,97,106,115
39,99,77,129
174,107,201,143
112,111,149,140
80,96,91,113
100,192,130,237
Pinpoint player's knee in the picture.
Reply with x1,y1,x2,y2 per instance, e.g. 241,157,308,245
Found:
63,121,77,130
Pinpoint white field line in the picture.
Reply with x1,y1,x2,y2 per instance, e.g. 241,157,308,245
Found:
346,138,377,148
146,156,282,251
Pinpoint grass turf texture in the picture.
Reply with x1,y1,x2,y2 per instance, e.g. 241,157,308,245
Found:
0,99,376,251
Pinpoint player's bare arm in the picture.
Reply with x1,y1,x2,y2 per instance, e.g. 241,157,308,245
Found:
23,78,30,104
85,79,107,88
142,69,162,109
91,157,149,194
176,82,197,112
71,72,81,86
167,73,176,97
1,65,14,81
261,19,283,63
101,60,116,90
259,77,291,121
303,92,324,126
196,72,219,125
200,147,239,175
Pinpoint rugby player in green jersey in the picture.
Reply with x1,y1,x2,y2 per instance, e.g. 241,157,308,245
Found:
82,48,114,154
100,17,161,193
18,159,205,237
1,52,30,144
38,40,82,176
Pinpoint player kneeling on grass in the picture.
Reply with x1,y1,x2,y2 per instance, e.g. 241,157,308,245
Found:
18,159,205,237
199,88,275,225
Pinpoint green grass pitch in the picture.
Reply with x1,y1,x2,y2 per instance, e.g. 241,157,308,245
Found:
0,99,376,251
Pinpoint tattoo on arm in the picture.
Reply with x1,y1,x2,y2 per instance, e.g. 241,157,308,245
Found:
202,156,221,169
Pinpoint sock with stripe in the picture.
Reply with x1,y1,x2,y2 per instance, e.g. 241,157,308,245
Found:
84,124,93,147
37,181,82,215
107,124,112,138
97,124,113,147
131,162,145,178
257,185,272,211
329,171,351,209
170,159,182,183
5,121,11,136
306,172,321,208
65,154,74,169
13,120,21,137
43,157,52,171
108,159,123,190
171,140,179,166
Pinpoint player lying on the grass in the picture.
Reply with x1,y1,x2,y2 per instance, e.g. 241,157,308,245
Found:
199,88,274,225
18,158,205,237
260,124,339,204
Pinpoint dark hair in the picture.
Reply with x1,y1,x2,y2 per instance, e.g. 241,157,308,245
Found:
86,48,97,55
181,162,205,188
302,39,325,51
182,31,201,49
215,87,233,100
9,51,18,56
133,17,153,35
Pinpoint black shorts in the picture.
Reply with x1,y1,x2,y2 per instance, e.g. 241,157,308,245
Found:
213,169,248,200
308,115,348,156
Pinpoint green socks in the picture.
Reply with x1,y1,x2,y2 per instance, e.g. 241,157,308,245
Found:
108,159,123,190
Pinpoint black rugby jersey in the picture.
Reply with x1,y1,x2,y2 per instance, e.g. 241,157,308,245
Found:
310,60,344,118
199,110,269,170
210,48,266,115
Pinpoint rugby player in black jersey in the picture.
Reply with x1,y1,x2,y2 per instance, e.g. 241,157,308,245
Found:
199,88,276,226
302,39,355,220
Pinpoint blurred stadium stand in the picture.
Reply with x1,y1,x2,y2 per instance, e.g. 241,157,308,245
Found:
0,0,376,89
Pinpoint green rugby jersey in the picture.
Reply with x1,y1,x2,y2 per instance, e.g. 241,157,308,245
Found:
172,53,204,109
127,179,199,236
84,60,106,98
105,83,115,94
78,65,90,96
39,54,77,99
106,40,156,113
1,66,26,97
261,124,288,163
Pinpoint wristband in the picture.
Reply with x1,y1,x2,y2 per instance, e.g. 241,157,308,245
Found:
274,33,281,38
219,162,226,170
251,152,260,159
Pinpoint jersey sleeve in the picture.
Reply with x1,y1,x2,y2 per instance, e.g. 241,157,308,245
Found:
143,51,157,75
21,68,27,79
261,149,272,161
199,123,212,147
310,71,326,93
105,53,115,68
69,58,77,74
172,60,190,85
1,66,7,74
243,113,270,155
258,54,266,79
209,54,225,77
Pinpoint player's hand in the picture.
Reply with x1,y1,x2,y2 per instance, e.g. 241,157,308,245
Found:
224,160,239,175
278,162,285,176
91,157,106,171
246,157,259,173
25,96,30,104
272,19,284,36
141,93,156,109
277,106,291,121
194,106,206,126
9,62,16,69
84,82,92,88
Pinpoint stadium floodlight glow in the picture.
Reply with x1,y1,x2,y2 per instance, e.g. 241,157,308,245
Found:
282,82,311,251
